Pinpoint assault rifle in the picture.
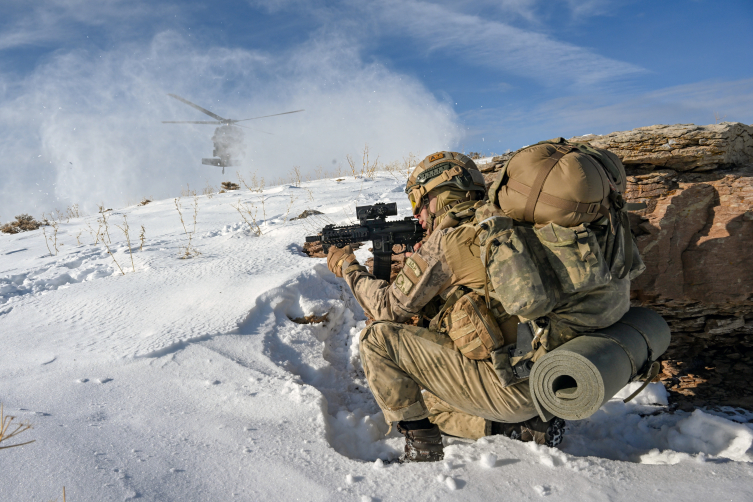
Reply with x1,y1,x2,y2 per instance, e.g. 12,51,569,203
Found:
306,202,424,281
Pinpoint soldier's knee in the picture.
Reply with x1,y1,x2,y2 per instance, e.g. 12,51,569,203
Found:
359,321,400,355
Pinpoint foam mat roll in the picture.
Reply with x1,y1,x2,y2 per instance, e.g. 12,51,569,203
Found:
529,307,670,421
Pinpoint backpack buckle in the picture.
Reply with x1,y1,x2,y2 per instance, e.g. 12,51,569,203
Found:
586,203,601,214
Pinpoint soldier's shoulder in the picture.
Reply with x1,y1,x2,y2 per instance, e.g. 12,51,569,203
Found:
418,227,453,259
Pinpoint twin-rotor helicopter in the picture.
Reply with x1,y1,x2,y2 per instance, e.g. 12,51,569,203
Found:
163,93,304,174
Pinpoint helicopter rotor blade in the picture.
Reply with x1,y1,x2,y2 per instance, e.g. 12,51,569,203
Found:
235,109,305,122
234,124,274,135
167,94,228,122
162,121,224,124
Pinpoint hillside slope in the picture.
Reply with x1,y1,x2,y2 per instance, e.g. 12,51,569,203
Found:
1,174,752,501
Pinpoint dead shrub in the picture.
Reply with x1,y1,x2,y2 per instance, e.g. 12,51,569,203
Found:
290,313,329,324
1,214,44,234
221,181,240,191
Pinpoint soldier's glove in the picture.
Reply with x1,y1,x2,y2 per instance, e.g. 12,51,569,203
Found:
327,245,356,278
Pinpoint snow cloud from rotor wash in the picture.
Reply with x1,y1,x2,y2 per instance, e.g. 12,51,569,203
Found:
0,32,460,218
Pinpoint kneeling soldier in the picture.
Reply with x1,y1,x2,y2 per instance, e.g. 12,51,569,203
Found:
328,151,570,462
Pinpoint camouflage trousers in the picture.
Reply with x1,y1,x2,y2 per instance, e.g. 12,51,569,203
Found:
359,321,538,439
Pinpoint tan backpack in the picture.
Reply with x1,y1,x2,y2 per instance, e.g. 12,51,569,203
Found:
487,137,641,282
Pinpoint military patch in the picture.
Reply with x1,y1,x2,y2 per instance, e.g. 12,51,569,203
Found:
429,152,445,162
394,272,414,295
405,258,422,278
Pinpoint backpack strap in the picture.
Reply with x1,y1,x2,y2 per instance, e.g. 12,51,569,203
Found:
523,145,576,223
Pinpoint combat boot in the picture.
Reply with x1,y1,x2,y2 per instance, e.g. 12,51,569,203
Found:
397,422,444,463
492,417,565,447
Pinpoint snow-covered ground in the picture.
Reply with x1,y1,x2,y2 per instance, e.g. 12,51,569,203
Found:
1,173,752,501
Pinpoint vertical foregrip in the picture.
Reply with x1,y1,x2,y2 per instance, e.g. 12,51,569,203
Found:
373,252,393,282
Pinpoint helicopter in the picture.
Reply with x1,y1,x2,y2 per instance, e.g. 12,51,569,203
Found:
163,93,304,174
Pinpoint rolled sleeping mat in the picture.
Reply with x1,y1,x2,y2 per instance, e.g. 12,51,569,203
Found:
529,307,671,421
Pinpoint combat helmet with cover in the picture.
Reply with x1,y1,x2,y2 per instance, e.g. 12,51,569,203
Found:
405,151,486,231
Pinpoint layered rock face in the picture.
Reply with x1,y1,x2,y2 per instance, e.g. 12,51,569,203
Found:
483,123,753,409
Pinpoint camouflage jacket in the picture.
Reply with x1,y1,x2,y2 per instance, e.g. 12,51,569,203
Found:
342,226,458,323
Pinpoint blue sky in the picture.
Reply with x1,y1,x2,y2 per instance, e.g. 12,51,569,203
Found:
1,0,752,216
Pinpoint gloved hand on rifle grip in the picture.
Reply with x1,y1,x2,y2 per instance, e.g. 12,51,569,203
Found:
327,245,357,278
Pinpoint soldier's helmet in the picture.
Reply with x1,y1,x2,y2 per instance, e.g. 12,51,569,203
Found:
405,151,486,214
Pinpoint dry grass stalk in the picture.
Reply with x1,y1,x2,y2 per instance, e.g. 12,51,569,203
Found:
180,183,197,197
84,221,97,244
202,181,216,198
115,215,136,272
232,200,263,236
97,205,112,244
139,225,146,252
237,171,265,193
139,196,153,206
291,166,302,187
66,204,82,219
97,211,124,275
361,145,379,178
346,154,358,179
75,229,83,246
41,218,60,256
174,197,201,259
283,194,297,224
0,403,35,451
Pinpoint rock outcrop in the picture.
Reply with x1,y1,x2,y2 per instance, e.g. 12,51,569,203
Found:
571,122,753,171
481,122,753,409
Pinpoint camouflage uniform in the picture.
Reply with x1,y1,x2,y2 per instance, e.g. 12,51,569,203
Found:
340,148,634,440
342,223,539,437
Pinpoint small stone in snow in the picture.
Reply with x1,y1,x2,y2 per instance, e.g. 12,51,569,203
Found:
534,485,551,496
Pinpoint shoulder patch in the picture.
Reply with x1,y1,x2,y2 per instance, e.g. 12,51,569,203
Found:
394,272,414,296
404,257,423,278
429,152,445,162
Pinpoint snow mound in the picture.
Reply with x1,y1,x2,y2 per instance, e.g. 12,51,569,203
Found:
562,383,753,463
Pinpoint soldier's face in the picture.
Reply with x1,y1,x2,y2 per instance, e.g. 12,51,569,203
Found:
417,195,437,229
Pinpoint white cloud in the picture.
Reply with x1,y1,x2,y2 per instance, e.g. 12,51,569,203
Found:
369,0,645,87
0,0,166,51
244,0,645,87
0,31,460,218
